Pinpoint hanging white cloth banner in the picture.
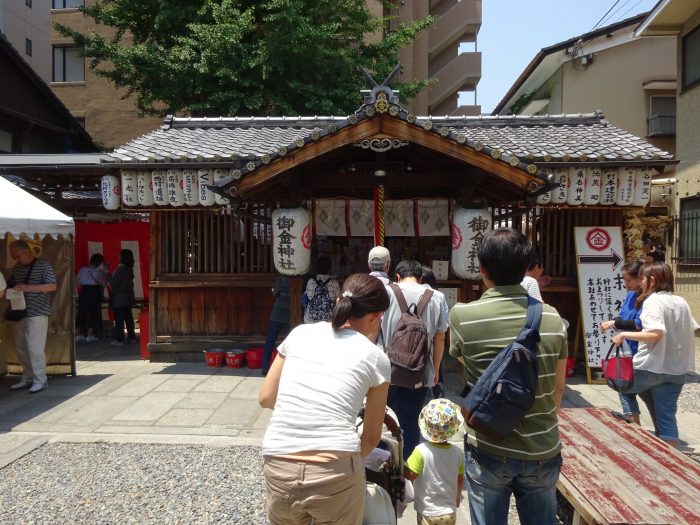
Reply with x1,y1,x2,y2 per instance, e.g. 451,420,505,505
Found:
182,169,199,207
583,167,602,205
600,168,617,205
152,170,168,206
451,208,491,279
314,199,347,237
616,167,635,206
536,169,552,205
166,169,185,207
101,175,120,210
121,170,138,207
567,167,585,206
632,167,653,207
385,200,415,236
198,169,216,207
550,168,568,204
272,208,312,275
137,170,154,206
347,199,375,237
213,169,230,205
416,199,450,236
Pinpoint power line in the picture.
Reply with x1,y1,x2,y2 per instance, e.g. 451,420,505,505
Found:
611,0,646,24
591,0,622,31
597,0,635,29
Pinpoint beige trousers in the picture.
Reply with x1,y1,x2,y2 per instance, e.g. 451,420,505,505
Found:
264,453,365,525
417,512,457,525
14,315,49,385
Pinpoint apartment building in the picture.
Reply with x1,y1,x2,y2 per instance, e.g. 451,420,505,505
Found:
0,0,51,83
385,0,482,116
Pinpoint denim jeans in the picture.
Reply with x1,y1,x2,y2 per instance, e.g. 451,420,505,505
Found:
618,369,686,441
262,320,288,373
387,385,428,460
464,444,562,525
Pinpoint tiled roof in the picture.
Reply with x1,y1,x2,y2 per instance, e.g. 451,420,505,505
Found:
107,91,674,189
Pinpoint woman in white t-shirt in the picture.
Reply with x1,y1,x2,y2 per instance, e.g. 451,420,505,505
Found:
612,262,699,448
259,273,391,525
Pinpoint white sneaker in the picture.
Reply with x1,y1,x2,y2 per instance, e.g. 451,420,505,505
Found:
75,334,86,342
111,340,124,346
10,378,33,390
86,335,99,343
29,382,48,394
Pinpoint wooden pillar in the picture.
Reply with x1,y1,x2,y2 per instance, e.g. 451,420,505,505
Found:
289,276,303,328
148,210,159,352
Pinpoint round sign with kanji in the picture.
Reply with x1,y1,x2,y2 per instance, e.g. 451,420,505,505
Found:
586,227,611,252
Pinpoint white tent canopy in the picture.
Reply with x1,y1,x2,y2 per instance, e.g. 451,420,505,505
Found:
0,176,74,238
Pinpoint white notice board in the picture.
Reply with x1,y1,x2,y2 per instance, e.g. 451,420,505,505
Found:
574,227,628,367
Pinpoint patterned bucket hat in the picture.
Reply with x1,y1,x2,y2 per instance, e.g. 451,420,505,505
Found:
419,398,464,443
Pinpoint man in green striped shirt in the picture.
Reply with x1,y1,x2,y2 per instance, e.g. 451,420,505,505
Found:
449,228,567,525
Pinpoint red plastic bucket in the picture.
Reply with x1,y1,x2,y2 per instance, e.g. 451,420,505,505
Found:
225,350,245,368
566,356,576,378
204,349,225,367
246,347,263,369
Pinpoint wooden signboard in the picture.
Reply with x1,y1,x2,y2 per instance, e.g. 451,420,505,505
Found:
574,227,628,384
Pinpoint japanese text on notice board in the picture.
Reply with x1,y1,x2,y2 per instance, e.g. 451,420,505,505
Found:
574,227,627,367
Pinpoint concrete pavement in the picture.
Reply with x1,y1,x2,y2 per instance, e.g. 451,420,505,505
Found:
1,338,698,523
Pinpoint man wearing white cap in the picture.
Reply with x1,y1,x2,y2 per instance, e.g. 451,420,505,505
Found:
367,246,391,285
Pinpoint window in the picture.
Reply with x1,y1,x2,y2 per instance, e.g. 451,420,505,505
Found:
25,38,32,57
647,95,676,136
52,0,83,8
678,197,700,264
52,46,84,82
682,25,700,90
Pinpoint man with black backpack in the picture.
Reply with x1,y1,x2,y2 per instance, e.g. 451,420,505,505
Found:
449,228,568,525
303,256,340,324
380,259,447,459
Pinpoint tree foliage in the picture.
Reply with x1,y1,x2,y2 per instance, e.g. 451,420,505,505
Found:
56,0,433,117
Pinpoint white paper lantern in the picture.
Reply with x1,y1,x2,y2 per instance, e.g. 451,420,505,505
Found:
550,168,568,204
166,169,185,207
616,167,635,206
583,167,602,205
632,167,653,207
198,169,216,207
600,168,617,205
213,169,230,205
451,208,491,280
567,167,585,206
536,169,552,205
272,208,312,275
182,169,199,207
137,170,154,206
121,170,138,207
152,169,168,206
101,175,121,210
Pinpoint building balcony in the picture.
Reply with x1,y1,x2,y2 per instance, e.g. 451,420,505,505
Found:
428,52,481,112
647,115,676,137
429,0,482,59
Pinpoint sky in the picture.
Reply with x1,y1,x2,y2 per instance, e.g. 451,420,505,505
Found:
469,0,660,114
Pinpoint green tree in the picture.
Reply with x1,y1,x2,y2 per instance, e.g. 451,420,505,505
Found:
56,0,432,117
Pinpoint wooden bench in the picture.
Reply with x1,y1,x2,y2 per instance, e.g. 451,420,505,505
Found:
557,408,700,525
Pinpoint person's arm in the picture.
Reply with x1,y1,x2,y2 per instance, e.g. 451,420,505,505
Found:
456,473,465,507
360,382,389,457
403,467,419,481
258,354,286,409
14,282,57,293
554,358,567,409
432,331,446,386
612,330,663,346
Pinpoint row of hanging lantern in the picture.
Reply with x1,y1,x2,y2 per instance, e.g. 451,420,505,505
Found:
101,169,233,210
536,166,653,207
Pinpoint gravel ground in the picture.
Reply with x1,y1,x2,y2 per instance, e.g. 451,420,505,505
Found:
0,443,268,525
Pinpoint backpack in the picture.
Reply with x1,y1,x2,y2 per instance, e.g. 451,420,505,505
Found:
386,284,433,389
306,277,334,321
461,296,542,439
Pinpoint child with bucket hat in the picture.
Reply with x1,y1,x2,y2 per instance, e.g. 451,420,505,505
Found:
404,398,465,524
